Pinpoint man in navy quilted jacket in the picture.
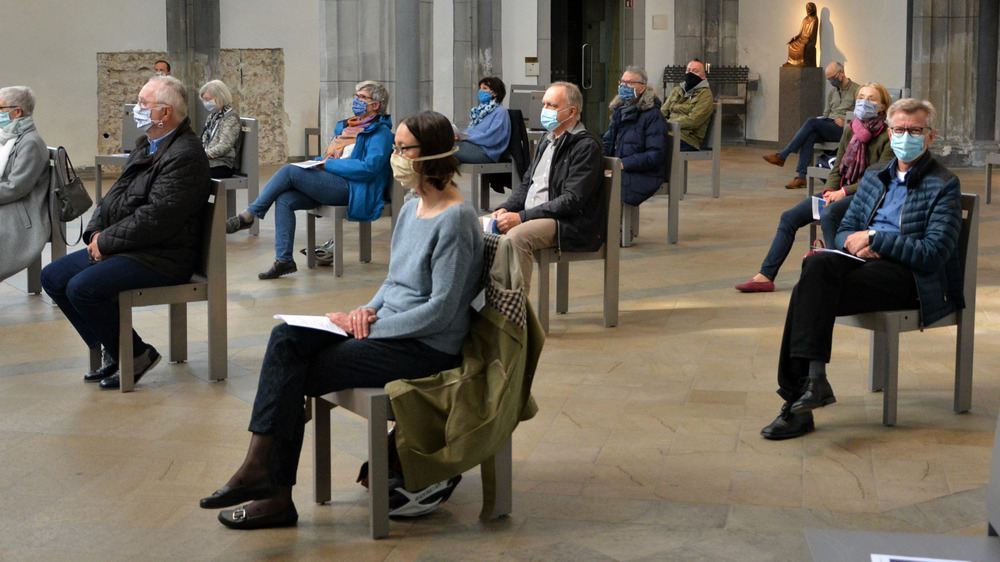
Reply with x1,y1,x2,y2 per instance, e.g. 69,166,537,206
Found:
761,98,963,440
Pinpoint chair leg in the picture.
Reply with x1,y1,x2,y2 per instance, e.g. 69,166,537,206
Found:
954,310,974,413
555,262,569,315
986,162,993,204
27,255,42,295
168,302,188,363
333,208,346,277
312,397,333,504
306,213,317,269
870,318,900,426
367,395,391,539
207,288,227,382
478,436,512,520
537,255,550,333
359,221,372,263
621,205,637,247
668,173,680,245
711,150,721,198
604,245,620,329
118,295,136,393
470,170,482,211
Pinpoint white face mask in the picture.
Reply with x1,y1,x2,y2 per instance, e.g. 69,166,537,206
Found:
389,146,460,189
133,105,154,131
203,99,218,113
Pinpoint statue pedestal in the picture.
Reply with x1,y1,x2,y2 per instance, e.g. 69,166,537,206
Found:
779,66,825,149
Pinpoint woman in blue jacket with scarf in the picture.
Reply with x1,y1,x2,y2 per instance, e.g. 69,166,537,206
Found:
226,80,393,280
602,66,668,207
455,76,511,164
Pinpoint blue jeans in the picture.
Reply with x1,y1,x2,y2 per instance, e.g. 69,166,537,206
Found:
40,249,179,362
780,117,843,178
248,164,350,261
758,195,854,281
248,323,459,486
455,140,494,164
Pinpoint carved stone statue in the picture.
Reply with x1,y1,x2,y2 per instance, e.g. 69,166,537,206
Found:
784,2,818,67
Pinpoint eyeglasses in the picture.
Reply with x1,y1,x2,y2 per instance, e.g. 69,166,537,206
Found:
354,93,374,103
890,126,929,136
0,105,18,111
392,144,420,155
618,80,644,87
136,98,165,109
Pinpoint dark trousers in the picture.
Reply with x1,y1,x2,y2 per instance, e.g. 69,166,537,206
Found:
759,194,853,281
776,252,919,401
249,323,459,486
780,117,844,178
40,249,178,362
210,165,234,179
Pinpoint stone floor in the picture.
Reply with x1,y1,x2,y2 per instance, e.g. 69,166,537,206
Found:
2,146,999,561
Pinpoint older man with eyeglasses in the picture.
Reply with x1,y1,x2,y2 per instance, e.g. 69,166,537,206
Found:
760,98,965,440
42,75,212,390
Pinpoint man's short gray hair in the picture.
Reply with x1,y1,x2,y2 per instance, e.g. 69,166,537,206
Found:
830,61,844,73
624,66,648,85
0,86,35,116
149,75,188,120
199,80,233,107
888,98,936,130
550,81,584,114
356,80,390,115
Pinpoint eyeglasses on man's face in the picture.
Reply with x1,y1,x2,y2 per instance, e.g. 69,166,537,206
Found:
618,80,644,87
136,98,165,110
354,93,374,103
890,126,929,136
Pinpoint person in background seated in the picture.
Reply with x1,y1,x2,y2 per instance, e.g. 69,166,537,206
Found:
762,61,860,189
154,60,171,76
491,81,604,293
199,80,241,179
455,76,511,164
225,80,393,280
603,66,668,208
200,110,484,530
41,76,211,390
660,59,713,179
0,86,50,284
760,99,963,440
736,82,894,293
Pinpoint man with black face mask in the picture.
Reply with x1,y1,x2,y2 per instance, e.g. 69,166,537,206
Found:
660,59,713,154
763,61,861,189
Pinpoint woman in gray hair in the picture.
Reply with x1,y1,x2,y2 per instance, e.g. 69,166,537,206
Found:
199,80,241,179
0,85,50,283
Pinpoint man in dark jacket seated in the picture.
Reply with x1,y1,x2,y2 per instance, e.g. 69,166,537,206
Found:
42,76,212,390
603,66,668,207
760,98,964,440
490,81,604,293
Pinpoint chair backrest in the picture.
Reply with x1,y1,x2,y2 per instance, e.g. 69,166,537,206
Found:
601,156,622,250
121,104,142,152
887,88,903,103
194,182,226,283
233,117,258,179
45,147,66,253
700,101,723,150
505,109,530,180
956,193,979,310
989,391,1000,534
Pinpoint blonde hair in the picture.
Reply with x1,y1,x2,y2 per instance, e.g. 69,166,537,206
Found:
859,82,892,109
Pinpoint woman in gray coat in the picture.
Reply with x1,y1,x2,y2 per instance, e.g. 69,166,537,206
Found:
0,86,49,283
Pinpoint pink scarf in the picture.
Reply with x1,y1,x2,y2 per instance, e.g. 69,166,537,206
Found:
838,115,885,187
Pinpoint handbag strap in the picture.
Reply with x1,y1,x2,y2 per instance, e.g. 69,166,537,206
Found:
58,146,78,181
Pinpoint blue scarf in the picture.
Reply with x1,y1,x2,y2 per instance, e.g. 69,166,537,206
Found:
469,99,499,128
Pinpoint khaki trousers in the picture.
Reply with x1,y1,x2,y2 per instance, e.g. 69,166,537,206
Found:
504,218,556,293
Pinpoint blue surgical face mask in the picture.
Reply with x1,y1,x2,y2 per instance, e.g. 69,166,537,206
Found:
478,90,493,105
352,97,370,117
617,84,636,103
540,107,566,131
890,131,926,163
133,105,154,131
0,111,11,129
854,99,879,121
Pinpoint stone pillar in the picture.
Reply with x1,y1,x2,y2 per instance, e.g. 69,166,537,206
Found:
319,0,432,138
778,67,824,150
165,0,220,131
910,0,998,166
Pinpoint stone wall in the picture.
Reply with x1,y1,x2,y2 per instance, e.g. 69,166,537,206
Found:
96,48,288,166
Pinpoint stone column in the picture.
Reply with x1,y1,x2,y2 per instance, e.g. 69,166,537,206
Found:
165,0,220,131
319,0,432,138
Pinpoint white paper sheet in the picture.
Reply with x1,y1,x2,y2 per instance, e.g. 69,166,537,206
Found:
273,314,348,337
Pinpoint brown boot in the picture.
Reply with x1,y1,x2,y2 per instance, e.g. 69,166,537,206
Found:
762,153,786,167
785,177,807,189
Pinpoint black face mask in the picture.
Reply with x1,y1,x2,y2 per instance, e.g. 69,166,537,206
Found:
683,72,701,91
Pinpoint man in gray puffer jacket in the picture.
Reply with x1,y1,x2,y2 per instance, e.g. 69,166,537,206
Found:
42,76,211,390
761,99,963,440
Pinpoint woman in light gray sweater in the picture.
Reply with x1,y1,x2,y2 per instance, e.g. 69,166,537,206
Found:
200,110,484,530
199,80,241,178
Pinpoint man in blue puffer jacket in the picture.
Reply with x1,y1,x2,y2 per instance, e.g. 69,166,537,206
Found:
602,66,668,207
761,99,963,440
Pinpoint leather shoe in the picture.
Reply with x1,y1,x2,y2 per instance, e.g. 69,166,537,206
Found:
99,346,161,390
785,177,807,189
790,374,837,414
735,278,775,293
225,213,254,234
761,402,815,440
258,260,297,280
200,477,277,509
762,153,786,167
218,503,298,530
84,349,118,383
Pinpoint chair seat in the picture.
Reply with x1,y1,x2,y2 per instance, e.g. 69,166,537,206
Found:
459,161,514,211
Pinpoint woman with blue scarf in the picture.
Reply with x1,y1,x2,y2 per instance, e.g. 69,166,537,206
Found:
455,76,511,164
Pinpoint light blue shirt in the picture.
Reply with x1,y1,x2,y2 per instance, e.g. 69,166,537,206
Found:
871,161,907,234
148,128,177,155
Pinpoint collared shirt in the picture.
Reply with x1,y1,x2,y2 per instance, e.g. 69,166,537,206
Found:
524,121,587,209
148,127,178,155
871,160,907,235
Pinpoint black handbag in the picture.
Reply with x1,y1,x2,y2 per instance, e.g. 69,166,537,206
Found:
54,146,92,222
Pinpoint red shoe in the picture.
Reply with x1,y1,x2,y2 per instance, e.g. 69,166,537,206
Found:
735,278,775,293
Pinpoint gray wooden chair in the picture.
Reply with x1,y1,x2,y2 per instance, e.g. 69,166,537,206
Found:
215,117,260,235
304,180,404,277
26,147,68,294
985,151,999,204
534,156,620,332
460,161,513,211
112,182,228,392
805,165,831,244
834,193,979,426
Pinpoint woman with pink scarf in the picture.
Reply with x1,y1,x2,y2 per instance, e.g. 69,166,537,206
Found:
736,83,894,293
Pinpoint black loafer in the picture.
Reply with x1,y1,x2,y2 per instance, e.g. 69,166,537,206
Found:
200,477,277,509
84,350,119,383
99,346,161,390
225,214,254,234
789,374,836,414
761,402,815,440
218,503,298,530
258,260,297,280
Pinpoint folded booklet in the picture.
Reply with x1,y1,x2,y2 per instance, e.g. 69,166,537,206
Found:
811,196,827,220
273,314,347,336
